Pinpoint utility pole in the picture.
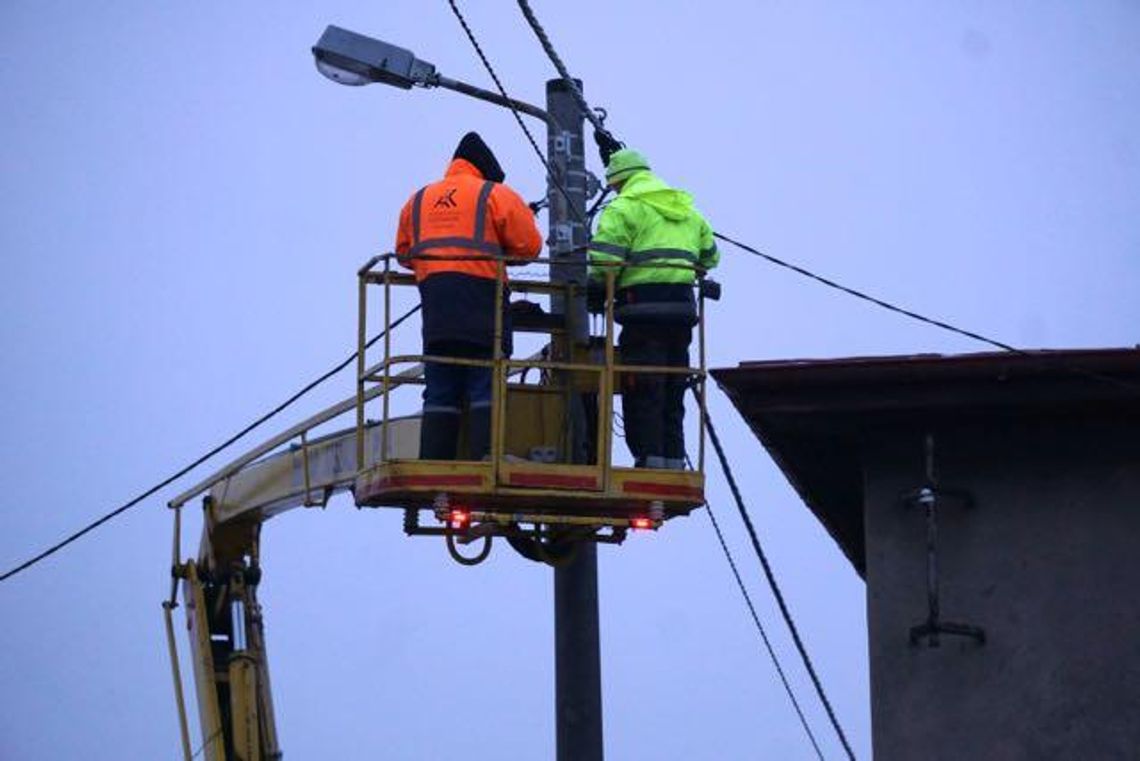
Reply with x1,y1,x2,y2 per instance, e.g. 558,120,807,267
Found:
546,77,604,761
311,29,605,758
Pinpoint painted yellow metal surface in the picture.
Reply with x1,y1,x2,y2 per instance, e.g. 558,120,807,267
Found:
355,460,704,518
228,653,260,761
182,563,226,761
165,254,712,758
354,257,710,528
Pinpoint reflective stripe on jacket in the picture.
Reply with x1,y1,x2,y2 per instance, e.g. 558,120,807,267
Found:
588,170,717,287
395,159,542,350
587,170,718,323
395,158,542,282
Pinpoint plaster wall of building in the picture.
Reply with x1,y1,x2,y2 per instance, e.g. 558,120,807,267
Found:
862,416,1140,760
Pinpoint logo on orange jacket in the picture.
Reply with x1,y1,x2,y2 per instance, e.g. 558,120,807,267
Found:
433,188,458,209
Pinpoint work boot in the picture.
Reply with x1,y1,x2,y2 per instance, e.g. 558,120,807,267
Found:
466,405,492,460
419,411,460,461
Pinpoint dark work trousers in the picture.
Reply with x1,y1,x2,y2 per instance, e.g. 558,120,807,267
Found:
618,324,693,468
423,341,493,414
421,341,493,460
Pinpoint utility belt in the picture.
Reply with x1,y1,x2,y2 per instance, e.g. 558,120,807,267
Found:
614,283,698,327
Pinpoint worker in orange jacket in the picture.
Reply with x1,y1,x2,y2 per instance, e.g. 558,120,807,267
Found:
395,132,543,460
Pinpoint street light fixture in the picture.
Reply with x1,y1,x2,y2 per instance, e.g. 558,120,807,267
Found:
311,25,557,127
312,25,436,88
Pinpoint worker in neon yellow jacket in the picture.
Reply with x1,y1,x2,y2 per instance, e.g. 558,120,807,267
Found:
588,149,719,469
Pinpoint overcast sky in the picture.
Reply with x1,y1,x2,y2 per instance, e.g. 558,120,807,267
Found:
1,2,1137,759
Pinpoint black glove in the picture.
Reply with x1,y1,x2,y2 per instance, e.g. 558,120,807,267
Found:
586,279,607,314
699,278,722,301
593,129,623,166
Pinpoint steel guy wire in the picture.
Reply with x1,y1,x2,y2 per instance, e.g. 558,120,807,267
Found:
445,0,585,225
702,397,858,761
515,0,612,138
0,304,422,583
689,460,827,760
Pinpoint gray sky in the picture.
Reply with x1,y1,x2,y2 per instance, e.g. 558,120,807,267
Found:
2,2,1137,759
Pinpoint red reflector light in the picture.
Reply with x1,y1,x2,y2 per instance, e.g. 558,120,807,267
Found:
631,517,653,530
449,509,470,528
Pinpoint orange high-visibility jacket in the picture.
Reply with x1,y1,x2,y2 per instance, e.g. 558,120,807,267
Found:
395,159,542,282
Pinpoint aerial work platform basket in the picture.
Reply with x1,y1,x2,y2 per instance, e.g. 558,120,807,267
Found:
353,253,709,556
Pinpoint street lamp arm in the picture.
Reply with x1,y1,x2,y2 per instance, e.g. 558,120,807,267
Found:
429,74,561,129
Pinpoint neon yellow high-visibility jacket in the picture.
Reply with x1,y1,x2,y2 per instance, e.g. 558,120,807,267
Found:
588,170,718,323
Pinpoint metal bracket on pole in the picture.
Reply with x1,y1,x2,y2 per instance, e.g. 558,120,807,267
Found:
900,433,986,648
553,130,573,157
551,223,575,253
584,171,602,202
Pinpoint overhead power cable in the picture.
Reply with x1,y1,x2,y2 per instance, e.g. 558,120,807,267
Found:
491,10,1126,756
515,0,611,138
702,400,858,761
507,0,1133,391
714,232,1140,392
0,304,421,583
507,0,1134,393
691,461,826,760
444,0,584,224
505,0,1090,369
714,232,1017,353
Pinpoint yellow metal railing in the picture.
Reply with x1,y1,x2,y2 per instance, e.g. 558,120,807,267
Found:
356,253,709,489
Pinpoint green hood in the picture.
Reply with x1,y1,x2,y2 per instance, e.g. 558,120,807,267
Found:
620,171,695,221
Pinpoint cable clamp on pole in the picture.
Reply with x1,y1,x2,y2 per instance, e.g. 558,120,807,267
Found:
553,130,573,157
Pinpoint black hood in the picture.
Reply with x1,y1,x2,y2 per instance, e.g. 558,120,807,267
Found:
453,131,505,183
